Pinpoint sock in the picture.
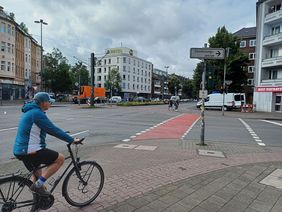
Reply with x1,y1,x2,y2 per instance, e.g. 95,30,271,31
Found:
35,176,46,188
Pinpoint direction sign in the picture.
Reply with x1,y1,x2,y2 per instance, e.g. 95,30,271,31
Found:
190,48,225,60
199,90,208,98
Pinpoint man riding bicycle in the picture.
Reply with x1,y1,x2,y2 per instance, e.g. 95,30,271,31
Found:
13,92,80,196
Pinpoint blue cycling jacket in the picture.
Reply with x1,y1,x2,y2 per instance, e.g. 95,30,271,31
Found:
13,102,74,155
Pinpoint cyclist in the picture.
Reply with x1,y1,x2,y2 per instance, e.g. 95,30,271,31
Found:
13,92,80,196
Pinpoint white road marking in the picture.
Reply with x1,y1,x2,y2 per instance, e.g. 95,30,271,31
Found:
135,145,157,151
180,116,201,140
130,135,136,138
122,139,131,142
70,130,89,137
261,120,282,127
0,127,18,132
136,133,142,135
238,118,265,147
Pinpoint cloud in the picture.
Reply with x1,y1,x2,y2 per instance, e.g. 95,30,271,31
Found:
1,0,256,77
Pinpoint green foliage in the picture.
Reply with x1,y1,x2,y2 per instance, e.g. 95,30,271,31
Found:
192,26,248,95
19,22,28,33
104,68,121,97
43,48,72,94
9,13,15,21
181,79,194,99
70,62,89,89
168,74,181,95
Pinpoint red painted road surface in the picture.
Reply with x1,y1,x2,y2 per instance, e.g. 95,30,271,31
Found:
134,113,200,140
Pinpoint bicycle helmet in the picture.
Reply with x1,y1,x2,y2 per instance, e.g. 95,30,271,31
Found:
33,92,55,104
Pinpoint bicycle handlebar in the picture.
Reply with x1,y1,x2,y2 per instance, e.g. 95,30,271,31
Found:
67,137,85,148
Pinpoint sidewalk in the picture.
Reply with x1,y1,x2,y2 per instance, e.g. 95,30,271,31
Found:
44,137,282,212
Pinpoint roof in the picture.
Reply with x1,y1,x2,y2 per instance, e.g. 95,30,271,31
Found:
233,27,256,38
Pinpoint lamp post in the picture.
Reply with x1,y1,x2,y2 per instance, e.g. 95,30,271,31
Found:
34,19,48,91
164,66,169,99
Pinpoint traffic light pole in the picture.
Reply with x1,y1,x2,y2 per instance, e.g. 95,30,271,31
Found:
90,53,95,107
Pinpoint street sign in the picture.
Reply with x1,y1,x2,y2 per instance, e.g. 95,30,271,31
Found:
190,48,225,60
199,90,208,98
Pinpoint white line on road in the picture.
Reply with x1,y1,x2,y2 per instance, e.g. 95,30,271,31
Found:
122,139,131,142
238,118,265,147
181,116,201,140
70,130,89,137
261,120,282,127
0,127,18,132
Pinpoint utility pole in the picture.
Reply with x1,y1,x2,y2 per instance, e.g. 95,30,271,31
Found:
90,53,95,106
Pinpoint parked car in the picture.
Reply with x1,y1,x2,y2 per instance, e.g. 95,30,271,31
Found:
109,96,122,103
196,93,245,111
134,97,147,102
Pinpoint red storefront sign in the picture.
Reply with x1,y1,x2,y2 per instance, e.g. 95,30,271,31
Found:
256,86,282,92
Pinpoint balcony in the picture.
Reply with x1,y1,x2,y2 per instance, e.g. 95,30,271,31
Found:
265,9,282,24
263,33,282,46
261,79,282,86
154,84,161,88
262,56,282,68
154,91,161,94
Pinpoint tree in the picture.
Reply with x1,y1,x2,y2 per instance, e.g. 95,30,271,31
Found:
70,62,89,90
104,68,121,97
19,22,28,33
168,74,181,95
181,79,194,99
43,48,72,94
208,26,248,92
9,13,15,21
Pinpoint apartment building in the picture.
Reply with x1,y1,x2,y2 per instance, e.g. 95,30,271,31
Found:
255,0,282,112
152,68,169,99
94,47,153,99
234,27,256,103
0,6,41,100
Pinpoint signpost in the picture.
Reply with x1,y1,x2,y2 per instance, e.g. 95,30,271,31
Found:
190,48,225,60
190,46,225,145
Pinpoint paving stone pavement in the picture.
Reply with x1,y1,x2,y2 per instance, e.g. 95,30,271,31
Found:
40,138,282,212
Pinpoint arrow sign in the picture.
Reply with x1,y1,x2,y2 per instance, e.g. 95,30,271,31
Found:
190,48,225,60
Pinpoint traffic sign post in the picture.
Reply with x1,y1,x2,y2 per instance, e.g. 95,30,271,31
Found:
190,46,225,146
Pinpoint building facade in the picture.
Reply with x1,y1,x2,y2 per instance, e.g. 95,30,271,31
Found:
234,27,256,104
0,6,41,100
255,0,282,112
94,47,153,99
152,68,169,99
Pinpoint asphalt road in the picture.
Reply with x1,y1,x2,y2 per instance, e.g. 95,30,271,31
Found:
0,102,281,164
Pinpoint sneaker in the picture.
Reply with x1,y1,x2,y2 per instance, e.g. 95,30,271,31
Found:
30,184,51,196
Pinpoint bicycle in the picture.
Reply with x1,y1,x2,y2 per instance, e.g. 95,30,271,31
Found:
0,138,104,211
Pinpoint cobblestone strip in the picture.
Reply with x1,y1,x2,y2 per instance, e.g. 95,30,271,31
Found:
51,152,282,211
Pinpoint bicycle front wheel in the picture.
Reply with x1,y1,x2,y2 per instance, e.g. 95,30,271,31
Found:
62,161,104,207
0,176,36,212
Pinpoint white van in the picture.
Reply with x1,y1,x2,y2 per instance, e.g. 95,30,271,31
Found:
196,93,245,110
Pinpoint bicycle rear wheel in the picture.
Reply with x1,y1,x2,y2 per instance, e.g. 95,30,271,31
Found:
0,176,36,212
62,161,104,207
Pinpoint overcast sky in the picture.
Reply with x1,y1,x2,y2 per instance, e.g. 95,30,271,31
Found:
1,0,256,77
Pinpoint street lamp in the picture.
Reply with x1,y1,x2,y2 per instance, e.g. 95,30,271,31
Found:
34,19,48,91
164,66,169,99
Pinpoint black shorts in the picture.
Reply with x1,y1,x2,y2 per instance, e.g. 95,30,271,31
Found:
15,148,59,172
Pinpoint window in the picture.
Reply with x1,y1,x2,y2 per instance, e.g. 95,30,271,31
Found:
123,74,126,80
271,26,280,35
249,40,256,47
7,43,11,53
240,40,246,48
7,62,10,71
145,78,147,83
1,61,5,71
145,71,147,76
25,54,28,62
137,84,139,89
104,59,106,65
249,53,256,60
268,70,278,79
104,76,107,80
1,42,5,52
11,44,14,54
269,4,281,13
128,75,130,81
122,83,126,89
128,58,131,64
133,67,135,73
128,66,130,73
12,63,14,72
25,69,27,78
97,68,102,73
97,76,102,81
108,58,111,64
138,61,140,67
108,67,110,72
133,84,135,90
141,78,143,83
137,69,140,75
128,83,130,89
7,24,11,35
248,66,255,73
137,77,139,82
248,79,254,85
141,85,143,90
11,26,15,36
148,86,150,91
0,22,5,33
133,76,135,81
134,60,136,66
104,68,106,73
123,66,126,72
270,49,279,58
117,57,119,63
123,57,126,63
